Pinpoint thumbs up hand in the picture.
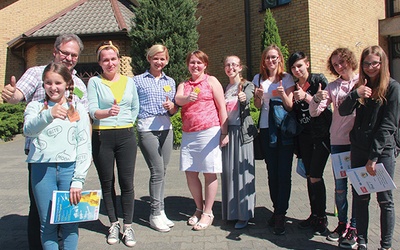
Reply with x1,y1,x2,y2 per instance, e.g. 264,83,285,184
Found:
1,76,17,102
255,81,263,100
276,80,285,97
356,79,372,98
293,83,305,101
314,83,328,102
163,96,174,111
237,84,246,103
108,99,120,116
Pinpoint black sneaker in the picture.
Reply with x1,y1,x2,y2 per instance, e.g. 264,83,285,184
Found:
326,222,347,242
313,216,328,236
267,214,275,227
298,214,317,229
357,243,367,250
273,214,285,235
339,227,357,249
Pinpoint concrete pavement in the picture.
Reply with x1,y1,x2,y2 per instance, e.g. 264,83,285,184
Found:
0,134,399,249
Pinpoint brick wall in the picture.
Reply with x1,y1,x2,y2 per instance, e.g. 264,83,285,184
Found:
0,0,79,101
197,0,385,83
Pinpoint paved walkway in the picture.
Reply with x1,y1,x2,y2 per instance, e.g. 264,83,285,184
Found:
0,134,399,249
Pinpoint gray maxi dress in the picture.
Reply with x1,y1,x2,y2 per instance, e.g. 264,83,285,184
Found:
221,82,256,221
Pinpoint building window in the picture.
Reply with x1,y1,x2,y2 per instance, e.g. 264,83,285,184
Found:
262,0,291,10
391,0,400,16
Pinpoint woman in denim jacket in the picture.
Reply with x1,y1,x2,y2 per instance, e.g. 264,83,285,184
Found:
253,45,295,235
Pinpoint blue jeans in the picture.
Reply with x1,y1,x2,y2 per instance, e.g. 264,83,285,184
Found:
31,162,78,250
351,146,395,248
331,145,356,227
260,128,294,215
138,129,173,215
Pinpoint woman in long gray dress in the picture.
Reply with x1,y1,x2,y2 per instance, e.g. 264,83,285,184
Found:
221,55,256,229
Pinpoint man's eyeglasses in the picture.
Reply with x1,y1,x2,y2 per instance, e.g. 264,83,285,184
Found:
362,61,381,68
57,48,79,60
225,63,240,68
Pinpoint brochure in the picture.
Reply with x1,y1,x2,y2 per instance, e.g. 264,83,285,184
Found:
331,151,351,179
346,163,397,195
50,190,102,224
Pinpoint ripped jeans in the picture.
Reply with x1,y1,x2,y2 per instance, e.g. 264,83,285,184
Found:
331,145,356,227
350,146,395,249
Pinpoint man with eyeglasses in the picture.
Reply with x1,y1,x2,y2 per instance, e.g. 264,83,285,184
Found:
1,33,88,250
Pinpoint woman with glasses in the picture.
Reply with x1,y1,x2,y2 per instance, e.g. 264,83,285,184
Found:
253,45,295,235
339,45,399,250
175,50,228,231
87,41,139,247
309,48,358,248
288,52,331,236
221,55,256,229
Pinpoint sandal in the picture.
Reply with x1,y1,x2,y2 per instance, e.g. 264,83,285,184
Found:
187,208,203,226
192,212,214,231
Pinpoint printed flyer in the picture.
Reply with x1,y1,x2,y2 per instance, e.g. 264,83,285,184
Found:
331,151,351,179
50,190,102,224
347,163,396,195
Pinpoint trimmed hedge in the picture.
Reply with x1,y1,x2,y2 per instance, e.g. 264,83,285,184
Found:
0,102,26,141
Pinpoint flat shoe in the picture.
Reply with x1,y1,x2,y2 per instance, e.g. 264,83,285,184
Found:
193,212,214,231
187,208,202,226
235,220,248,229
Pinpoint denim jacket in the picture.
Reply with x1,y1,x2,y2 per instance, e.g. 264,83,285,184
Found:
268,98,294,147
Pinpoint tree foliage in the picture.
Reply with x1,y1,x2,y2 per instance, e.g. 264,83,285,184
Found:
129,0,200,84
261,9,289,62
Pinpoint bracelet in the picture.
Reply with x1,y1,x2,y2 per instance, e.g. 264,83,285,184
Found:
313,95,321,103
221,133,228,136
303,93,308,101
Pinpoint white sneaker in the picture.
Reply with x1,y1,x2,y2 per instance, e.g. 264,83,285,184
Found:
160,210,175,227
149,214,170,232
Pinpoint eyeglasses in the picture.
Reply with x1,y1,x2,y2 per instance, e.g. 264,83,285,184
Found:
57,48,79,60
362,61,381,68
265,56,279,62
225,63,240,68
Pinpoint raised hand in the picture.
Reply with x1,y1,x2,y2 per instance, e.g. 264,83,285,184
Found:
163,96,174,111
51,103,68,120
276,80,285,97
108,99,120,116
237,84,246,103
314,83,328,101
255,80,264,99
187,88,199,102
293,83,305,101
1,76,17,102
356,79,372,98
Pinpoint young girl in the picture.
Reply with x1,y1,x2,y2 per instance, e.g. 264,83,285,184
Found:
221,55,256,229
339,45,399,250
309,48,358,248
24,62,91,250
288,51,331,236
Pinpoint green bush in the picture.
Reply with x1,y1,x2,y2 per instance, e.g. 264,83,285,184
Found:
0,102,26,141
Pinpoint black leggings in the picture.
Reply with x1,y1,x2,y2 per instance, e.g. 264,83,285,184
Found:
92,128,137,224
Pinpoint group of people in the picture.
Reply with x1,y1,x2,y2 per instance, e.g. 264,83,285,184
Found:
253,44,398,250
1,32,398,250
